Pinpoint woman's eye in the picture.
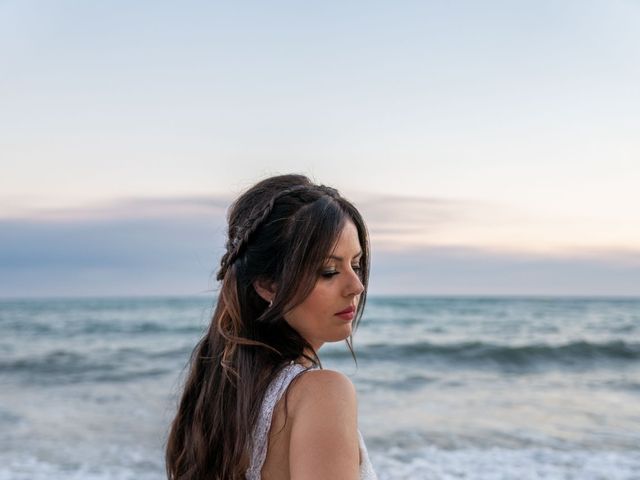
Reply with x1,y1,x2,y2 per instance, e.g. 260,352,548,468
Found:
321,270,339,278
321,266,361,279
320,262,362,279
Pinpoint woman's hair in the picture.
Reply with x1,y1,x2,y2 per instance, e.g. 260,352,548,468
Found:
165,174,370,480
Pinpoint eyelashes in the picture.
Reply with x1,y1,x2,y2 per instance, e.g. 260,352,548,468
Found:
321,266,362,278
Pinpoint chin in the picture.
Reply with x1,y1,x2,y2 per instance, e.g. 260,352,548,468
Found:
327,326,353,342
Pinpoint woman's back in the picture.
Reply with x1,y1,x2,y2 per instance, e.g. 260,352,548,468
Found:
248,363,377,480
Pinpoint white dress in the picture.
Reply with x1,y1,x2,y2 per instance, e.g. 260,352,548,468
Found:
245,363,378,480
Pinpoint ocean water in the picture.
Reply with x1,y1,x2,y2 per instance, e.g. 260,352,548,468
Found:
1,296,639,479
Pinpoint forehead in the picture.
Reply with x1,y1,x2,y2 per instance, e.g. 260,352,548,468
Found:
329,220,362,256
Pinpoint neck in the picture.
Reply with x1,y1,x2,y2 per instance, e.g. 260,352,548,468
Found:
294,346,322,368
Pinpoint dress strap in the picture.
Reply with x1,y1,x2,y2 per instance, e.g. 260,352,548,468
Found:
246,363,313,480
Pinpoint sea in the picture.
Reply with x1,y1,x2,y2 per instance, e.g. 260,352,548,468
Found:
0,296,639,480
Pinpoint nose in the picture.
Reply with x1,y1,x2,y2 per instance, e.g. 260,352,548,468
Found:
344,267,365,297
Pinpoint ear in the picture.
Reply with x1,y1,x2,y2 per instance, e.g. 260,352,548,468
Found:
253,278,277,303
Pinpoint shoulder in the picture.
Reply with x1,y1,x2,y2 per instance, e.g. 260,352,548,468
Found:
286,369,360,479
287,368,357,416
293,368,356,394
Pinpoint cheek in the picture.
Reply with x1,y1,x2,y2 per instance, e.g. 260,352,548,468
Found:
304,286,332,314
289,290,330,327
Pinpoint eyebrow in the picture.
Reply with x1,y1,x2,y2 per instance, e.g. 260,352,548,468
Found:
327,251,363,261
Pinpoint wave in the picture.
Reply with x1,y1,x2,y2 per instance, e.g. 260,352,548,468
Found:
2,340,638,386
0,349,174,385
332,340,640,368
1,320,205,336
370,445,640,479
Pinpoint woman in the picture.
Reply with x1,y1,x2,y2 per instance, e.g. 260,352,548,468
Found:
166,174,378,479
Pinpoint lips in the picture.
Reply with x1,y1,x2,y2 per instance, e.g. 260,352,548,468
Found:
335,305,356,315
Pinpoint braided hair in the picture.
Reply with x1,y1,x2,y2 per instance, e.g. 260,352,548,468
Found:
216,184,309,281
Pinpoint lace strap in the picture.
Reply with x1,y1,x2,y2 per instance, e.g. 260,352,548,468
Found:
246,363,312,479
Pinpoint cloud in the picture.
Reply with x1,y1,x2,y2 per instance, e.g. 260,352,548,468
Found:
353,192,640,254
368,245,640,296
356,194,470,227
1,195,231,222
1,194,638,298
350,193,490,249
0,196,230,297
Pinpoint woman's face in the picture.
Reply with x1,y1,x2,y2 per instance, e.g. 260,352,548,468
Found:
284,219,365,352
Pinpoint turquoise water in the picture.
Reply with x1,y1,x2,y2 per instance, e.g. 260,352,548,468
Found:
1,296,639,479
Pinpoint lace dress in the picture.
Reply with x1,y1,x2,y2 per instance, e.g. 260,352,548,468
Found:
246,363,378,480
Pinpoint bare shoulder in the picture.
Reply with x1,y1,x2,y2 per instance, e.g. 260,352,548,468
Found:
287,369,359,480
288,369,357,414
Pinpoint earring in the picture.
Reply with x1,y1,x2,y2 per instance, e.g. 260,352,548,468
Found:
268,300,273,308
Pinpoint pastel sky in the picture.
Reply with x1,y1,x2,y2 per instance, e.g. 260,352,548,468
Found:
1,0,639,297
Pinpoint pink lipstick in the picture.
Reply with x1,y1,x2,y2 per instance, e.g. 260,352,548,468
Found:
335,306,355,321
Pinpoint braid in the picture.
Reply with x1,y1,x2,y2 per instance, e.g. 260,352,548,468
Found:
316,184,340,199
216,185,313,281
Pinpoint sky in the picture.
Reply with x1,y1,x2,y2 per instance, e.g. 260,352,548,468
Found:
1,0,639,297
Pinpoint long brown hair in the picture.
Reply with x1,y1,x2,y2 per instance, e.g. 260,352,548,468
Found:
165,174,370,480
